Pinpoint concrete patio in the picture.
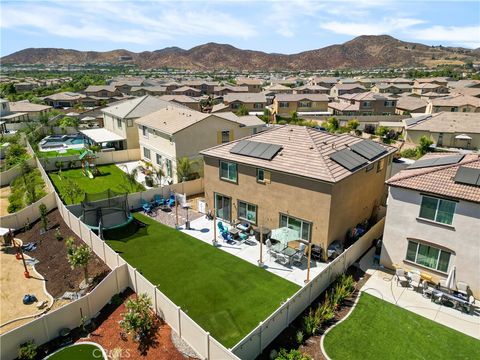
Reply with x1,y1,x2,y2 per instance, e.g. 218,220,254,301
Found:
177,216,328,286
360,249,480,339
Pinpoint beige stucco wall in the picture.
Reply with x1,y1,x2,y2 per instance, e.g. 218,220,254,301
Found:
273,100,328,116
380,186,480,298
103,113,139,149
426,104,480,113
406,129,480,150
203,157,333,248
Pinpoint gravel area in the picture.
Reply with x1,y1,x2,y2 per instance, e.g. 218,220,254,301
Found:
171,331,200,359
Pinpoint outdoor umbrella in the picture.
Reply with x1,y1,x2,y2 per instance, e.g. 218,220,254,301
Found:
270,227,300,245
445,266,456,290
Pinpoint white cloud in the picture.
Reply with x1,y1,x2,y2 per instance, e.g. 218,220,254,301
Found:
412,25,480,48
319,18,426,37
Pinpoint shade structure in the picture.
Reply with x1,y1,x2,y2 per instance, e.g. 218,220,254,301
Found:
445,266,456,290
270,227,300,245
455,134,472,140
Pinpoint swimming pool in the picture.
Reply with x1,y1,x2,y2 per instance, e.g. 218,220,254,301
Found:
39,134,85,152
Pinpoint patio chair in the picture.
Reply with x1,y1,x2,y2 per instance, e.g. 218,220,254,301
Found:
292,251,305,266
270,249,279,262
153,194,165,207
395,268,410,287
238,231,249,242
168,194,176,207
296,243,306,254
221,231,233,243
456,281,469,296
410,273,422,292
141,198,153,213
218,221,228,234
276,253,290,266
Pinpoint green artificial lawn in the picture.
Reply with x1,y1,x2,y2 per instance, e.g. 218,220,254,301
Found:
105,213,300,348
48,344,105,360
323,293,480,360
37,148,85,158
49,164,144,204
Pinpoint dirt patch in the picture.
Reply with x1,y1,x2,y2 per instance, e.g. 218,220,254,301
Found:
0,240,51,333
0,186,11,216
258,265,371,360
15,209,110,298
79,289,196,360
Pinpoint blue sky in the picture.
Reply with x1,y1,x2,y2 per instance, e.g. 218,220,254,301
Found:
1,0,479,56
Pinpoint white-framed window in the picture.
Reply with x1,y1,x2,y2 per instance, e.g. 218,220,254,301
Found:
406,240,451,272
117,118,122,128
143,147,151,159
166,159,172,177
156,153,162,166
238,200,257,224
127,119,134,127
221,130,230,144
419,196,456,225
219,161,237,183
280,213,311,241
142,125,148,138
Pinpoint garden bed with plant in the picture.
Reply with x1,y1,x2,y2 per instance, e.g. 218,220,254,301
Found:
0,133,30,172
15,209,110,298
259,265,370,360
7,162,47,213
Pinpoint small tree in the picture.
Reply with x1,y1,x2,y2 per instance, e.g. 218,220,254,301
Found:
322,117,339,133
235,104,249,116
154,167,165,187
121,166,139,193
39,203,48,231
63,179,84,204
120,294,154,342
346,119,359,131
417,135,433,155
20,159,31,186
18,340,37,360
66,237,92,284
176,157,199,181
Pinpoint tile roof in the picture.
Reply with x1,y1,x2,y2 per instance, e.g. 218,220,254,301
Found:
224,93,266,104
42,92,85,101
430,94,480,107
333,84,367,91
101,95,181,119
236,77,263,85
387,153,480,203
173,86,201,93
158,95,199,103
9,101,51,112
84,85,118,93
396,96,428,111
406,112,480,133
275,94,329,102
339,91,396,101
328,101,360,112
201,125,396,183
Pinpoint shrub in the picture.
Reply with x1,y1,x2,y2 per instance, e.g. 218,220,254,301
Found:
399,148,419,159
55,228,63,241
120,293,154,342
339,274,356,297
316,297,335,325
39,203,48,231
18,340,37,360
418,136,433,155
303,308,320,336
296,330,304,345
276,348,312,360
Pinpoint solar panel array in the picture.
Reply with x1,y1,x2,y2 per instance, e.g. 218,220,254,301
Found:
454,166,480,187
229,140,283,160
350,140,387,160
407,154,465,170
330,148,368,171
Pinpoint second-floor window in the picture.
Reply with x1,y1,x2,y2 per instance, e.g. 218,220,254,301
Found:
299,101,312,108
143,147,151,159
279,102,289,108
221,130,230,143
156,153,162,166
220,161,237,183
253,103,263,109
142,126,148,138
117,118,122,129
166,159,172,177
384,100,395,107
362,101,371,108
419,196,456,225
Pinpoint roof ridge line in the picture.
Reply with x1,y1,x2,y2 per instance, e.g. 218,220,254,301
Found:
387,155,480,184
305,127,337,181
124,95,148,118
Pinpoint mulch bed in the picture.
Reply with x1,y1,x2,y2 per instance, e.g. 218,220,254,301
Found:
80,289,194,360
15,209,110,298
258,264,371,360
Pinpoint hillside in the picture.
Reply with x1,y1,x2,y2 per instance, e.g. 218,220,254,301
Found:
2,35,478,70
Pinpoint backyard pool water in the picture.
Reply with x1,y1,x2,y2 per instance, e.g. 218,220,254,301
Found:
39,134,85,152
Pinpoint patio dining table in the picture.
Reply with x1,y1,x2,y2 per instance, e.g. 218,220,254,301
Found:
271,243,298,260
431,289,472,313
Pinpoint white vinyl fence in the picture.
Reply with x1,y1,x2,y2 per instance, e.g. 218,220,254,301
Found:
231,218,385,360
0,157,36,186
0,264,130,360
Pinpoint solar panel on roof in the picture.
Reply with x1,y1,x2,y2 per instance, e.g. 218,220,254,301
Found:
454,166,480,186
350,140,387,160
330,149,368,171
407,154,464,170
230,140,282,160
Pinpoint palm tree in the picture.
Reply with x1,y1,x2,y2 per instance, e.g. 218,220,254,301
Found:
153,167,165,187
121,166,139,193
176,157,198,182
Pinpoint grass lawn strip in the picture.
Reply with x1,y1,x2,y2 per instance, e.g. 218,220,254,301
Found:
323,292,480,360
49,164,144,204
47,344,105,360
105,213,300,348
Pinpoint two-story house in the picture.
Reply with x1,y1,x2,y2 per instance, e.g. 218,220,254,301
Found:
426,94,480,113
412,83,449,96
330,84,367,98
200,125,396,256
328,92,397,116
84,85,123,98
272,94,329,117
172,86,202,97
223,93,267,113
213,85,249,97
136,108,265,183
236,78,263,93
371,83,412,95
158,95,201,111
129,86,167,96
380,153,480,297
395,95,428,115
293,85,329,95
308,77,338,89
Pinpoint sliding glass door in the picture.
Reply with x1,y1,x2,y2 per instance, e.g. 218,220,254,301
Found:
215,193,231,222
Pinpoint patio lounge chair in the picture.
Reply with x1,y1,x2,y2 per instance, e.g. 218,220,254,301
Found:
238,231,249,242
456,281,469,296
276,253,290,266
395,268,410,287
218,221,228,234
153,194,165,207
410,273,422,292
292,251,305,266
422,281,433,298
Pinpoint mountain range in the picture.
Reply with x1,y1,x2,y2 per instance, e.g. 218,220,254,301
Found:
2,35,478,70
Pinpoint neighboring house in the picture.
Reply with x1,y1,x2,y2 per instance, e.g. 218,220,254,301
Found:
308,76,338,89
328,92,397,115
371,83,412,95
358,78,391,89
98,95,183,150
129,86,167,96
414,77,449,86
330,84,367,98
163,81,181,93
381,153,480,298
158,95,201,111
426,94,480,113
236,78,263,93
84,85,122,98
200,125,396,256
272,94,329,117
8,101,52,120
172,86,202,97
14,82,39,92
395,96,428,115
451,87,480,98
293,85,329,94
0,98,29,123
262,84,294,94
136,107,265,183
412,83,449,95
388,77,415,85
111,80,144,94
405,112,480,150
223,93,267,113
213,85,248,96
183,81,218,95
42,92,85,108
